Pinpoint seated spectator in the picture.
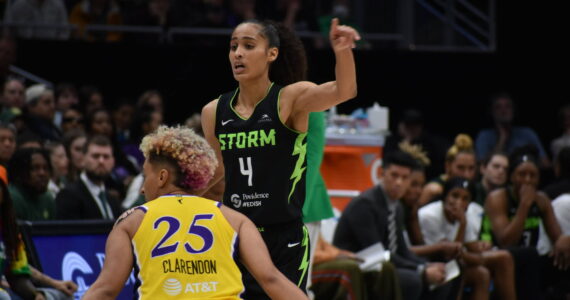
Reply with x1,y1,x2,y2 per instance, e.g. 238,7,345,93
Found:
54,83,79,128
475,92,550,168
22,84,61,142
334,150,454,300
418,134,477,206
472,151,509,206
482,146,570,299
7,148,55,221
55,135,123,220
3,0,69,40
0,78,25,123
398,142,430,245
398,142,464,261
124,105,162,167
86,108,139,192
44,141,69,198
16,131,42,149
544,146,570,200
78,85,104,115
384,109,450,180
0,166,77,300
69,0,123,42
110,100,133,144
0,123,16,166
62,129,87,183
419,177,516,300
60,106,84,134
136,89,163,114
552,104,570,156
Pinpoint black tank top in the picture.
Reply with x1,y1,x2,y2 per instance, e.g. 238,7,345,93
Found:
214,83,307,227
506,186,542,247
480,186,542,247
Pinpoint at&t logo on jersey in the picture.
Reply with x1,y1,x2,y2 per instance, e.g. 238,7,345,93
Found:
163,278,183,296
163,279,219,296
231,194,241,208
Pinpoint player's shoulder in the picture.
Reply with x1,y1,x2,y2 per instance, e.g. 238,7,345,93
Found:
218,204,246,232
202,98,220,114
115,207,145,226
114,206,146,237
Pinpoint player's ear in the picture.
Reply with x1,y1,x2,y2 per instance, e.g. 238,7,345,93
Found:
158,168,169,188
268,47,278,62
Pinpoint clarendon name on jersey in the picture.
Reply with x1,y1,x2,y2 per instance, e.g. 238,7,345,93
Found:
162,259,217,275
218,129,276,150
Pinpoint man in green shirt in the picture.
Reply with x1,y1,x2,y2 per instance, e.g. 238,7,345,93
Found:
7,147,55,221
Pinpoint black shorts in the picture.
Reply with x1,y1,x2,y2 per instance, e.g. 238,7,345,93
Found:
239,221,309,300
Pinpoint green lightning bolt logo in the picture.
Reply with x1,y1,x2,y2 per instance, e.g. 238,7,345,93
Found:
288,133,307,202
298,226,310,286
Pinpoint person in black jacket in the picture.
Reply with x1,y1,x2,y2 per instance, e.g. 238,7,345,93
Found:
55,135,122,220
333,150,454,300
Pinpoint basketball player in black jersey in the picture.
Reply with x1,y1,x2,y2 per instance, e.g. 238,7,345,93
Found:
200,18,360,299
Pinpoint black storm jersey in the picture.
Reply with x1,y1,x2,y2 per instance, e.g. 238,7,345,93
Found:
215,83,307,227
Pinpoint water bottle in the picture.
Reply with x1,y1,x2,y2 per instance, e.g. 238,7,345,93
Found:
367,102,388,132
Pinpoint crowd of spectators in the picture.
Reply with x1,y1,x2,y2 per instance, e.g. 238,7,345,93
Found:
0,0,352,43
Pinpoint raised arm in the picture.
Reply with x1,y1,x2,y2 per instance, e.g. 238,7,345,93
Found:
82,210,141,300
197,99,225,197
284,18,359,115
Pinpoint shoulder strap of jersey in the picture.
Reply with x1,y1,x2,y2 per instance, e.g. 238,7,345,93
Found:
215,88,238,134
263,83,283,114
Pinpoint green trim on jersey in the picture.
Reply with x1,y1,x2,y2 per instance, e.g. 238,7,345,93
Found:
276,88,308,135
229,82,275,121
289,133,307,202
297,225,310,286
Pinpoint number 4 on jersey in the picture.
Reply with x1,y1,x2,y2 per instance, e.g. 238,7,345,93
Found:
239,157,253,186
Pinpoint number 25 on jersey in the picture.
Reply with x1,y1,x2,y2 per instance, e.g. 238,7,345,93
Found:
150,214,215,258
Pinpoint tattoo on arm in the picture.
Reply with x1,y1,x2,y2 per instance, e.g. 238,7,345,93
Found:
115,208,137,226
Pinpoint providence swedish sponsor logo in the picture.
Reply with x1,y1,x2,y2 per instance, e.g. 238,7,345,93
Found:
163,278,182,296
231,194,241,208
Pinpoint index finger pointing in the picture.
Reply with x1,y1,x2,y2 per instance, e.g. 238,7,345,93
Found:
331,18,339,31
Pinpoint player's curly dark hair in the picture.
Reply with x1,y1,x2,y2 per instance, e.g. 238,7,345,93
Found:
240,20,308,86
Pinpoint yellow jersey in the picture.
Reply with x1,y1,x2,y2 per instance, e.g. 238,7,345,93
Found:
132,195,244,299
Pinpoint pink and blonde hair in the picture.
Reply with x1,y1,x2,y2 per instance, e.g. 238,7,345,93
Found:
140,125,217,190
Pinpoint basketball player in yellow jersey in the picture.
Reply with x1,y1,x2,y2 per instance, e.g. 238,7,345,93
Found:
83,125,308,300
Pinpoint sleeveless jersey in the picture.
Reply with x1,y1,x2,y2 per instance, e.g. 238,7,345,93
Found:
480,186,542,247
214,83,307,227
131,195,244,299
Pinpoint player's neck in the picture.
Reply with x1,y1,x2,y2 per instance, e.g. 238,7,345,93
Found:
237,78,272,107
